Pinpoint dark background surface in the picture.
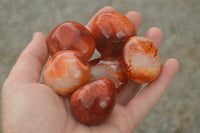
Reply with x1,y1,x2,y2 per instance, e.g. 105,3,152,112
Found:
0,0,200,132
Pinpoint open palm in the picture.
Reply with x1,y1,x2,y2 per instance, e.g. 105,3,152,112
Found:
2,6,179,133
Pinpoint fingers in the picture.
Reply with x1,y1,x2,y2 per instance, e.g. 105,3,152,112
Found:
86,6,116,30
7,32,48,83
126,58,180,127
126,11,142,31
145,27,164,47
116,80,142,106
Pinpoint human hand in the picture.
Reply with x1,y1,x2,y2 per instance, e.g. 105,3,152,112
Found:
2,6,179,133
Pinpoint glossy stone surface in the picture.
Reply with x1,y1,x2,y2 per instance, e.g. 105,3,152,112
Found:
91,12,136,57
47,21,95,60
89,57,128,93
122,36,161,83
43,50,90,96
70,78,116,125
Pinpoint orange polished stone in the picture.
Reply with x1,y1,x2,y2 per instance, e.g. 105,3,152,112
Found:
91,12,136,57
47,21,95,60
89,57,128,93
70,78,115,125
43,50,90,96
122,36,161,83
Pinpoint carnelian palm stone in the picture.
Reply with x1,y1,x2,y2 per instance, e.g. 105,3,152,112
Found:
122,36,161,83
47,21,95,60
89,57,128,93
70,78,115,125
91,12,136,57
43,50,90,96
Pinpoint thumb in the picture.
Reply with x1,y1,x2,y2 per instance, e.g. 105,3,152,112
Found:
4,32,48,85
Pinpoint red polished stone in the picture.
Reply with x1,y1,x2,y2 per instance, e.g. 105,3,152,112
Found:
47,21,95,60
43,50,90,96
89,57,128,93
70,78,116,125
91,12,136,57
122,36,161,83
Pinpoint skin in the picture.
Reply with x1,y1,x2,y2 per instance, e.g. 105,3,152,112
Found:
2,6,180,133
